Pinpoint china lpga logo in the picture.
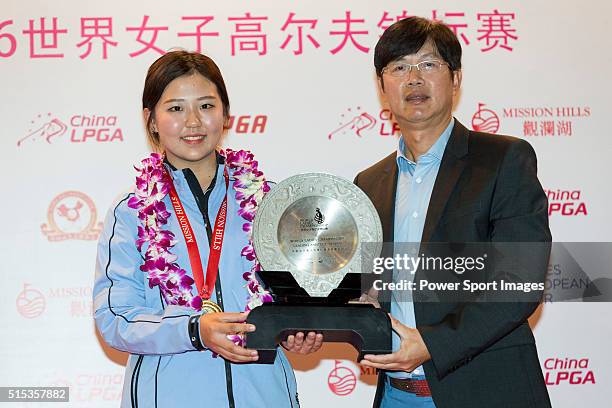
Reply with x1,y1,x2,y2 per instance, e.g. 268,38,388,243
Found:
328,107,377,139
17,113,68,146
328,107,401,139
18,112,124,146
16,284,46,318
328,360,357,396
41,191,103,241
471,103,500,134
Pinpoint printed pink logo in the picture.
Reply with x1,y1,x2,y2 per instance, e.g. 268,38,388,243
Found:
41,191,103,241
328,360,357,396
18,113,124,146
544,357,596,386
17,113,68,146
329,107,376,139
49,287,94,318
328,107,400,139
503,106,589,137
545,189,588,217
226,114,268,134
17,285,93,319
47,372,123,402
16,283,46,318
471,103,500,134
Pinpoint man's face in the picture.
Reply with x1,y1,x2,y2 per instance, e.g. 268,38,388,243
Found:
379,40,461,131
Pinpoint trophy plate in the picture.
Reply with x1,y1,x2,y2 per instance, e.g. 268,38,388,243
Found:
253,173,383,297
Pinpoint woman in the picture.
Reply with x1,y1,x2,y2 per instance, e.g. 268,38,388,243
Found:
93,51,321,408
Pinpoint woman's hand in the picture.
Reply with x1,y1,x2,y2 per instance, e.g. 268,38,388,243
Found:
282,332,324,354
199,312,259,363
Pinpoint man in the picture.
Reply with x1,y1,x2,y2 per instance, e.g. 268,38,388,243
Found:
355,17,552,408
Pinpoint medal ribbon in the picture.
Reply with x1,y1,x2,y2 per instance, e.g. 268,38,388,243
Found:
166,167,230,300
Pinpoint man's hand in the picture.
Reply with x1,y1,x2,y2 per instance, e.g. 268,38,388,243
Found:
360,314,431,372
349,288,381,308
199,312,259,363
282,332,324,354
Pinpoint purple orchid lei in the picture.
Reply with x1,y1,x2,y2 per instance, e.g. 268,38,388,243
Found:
127,150,273,324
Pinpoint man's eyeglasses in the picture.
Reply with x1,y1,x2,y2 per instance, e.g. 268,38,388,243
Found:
382,60,448,77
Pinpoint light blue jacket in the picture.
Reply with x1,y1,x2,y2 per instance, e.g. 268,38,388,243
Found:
94,160,298,408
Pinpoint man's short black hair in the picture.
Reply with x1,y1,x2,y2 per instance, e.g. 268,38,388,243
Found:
374,16,462,77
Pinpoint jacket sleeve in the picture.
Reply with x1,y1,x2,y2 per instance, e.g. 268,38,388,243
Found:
419,139,551,378
93,193,198,355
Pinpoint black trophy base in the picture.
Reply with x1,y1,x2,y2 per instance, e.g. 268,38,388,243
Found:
245,303,391,364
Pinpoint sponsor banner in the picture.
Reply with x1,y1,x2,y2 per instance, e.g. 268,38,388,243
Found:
471,103,591,138
2,2,611,407
1,9,521,61
16,283,93,319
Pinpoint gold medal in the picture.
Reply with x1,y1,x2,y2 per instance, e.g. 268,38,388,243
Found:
201,299,222,314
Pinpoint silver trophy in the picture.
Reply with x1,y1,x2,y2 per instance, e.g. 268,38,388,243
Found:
246,173,391,363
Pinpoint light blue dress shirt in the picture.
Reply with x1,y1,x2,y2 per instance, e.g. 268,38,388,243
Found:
388,118,454,379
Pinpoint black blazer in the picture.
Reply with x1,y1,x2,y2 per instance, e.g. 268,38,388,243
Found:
355,120,552,408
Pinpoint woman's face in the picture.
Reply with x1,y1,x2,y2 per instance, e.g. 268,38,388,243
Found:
146,72,226,169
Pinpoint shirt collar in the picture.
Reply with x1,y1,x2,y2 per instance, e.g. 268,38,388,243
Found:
396,118,454,169
163,151,225,176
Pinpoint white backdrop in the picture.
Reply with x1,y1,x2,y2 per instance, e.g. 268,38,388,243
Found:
2,1,611,406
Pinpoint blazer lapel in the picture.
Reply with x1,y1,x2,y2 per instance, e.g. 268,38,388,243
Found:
375,155,398,243
421,120,470,243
